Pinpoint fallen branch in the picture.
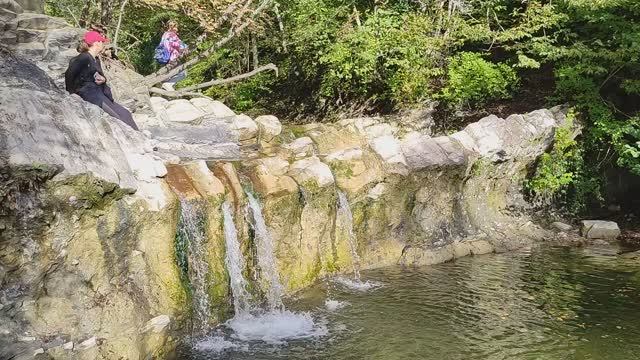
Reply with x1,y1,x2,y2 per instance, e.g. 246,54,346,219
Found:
177,63,277,93
143,0,273,86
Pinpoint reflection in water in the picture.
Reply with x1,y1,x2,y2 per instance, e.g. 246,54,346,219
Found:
182,247,640,360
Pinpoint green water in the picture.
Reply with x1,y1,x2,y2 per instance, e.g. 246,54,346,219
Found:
185,246,640,359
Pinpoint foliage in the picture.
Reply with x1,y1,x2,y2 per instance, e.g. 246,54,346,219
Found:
440,52,518,107
46,0,640,211
526,111,601,213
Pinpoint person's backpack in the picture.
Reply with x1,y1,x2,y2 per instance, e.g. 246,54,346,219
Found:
154,43,170,64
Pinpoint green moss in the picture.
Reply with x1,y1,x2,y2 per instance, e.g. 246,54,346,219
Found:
328,161,355,179
48,173,129,211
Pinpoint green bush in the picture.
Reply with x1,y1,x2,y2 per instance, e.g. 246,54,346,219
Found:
440,52,519,107
526,110,602,213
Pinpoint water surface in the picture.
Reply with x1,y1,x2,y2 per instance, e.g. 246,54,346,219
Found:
182,246,640,359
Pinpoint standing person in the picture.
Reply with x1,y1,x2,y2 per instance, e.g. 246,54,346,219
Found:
155,20,188,91
65,31,139,131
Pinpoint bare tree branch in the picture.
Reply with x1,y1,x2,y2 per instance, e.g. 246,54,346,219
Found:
65,6,80,27
273,2,286,52
142,0,273,86
113,0,129,53
178,63,277,93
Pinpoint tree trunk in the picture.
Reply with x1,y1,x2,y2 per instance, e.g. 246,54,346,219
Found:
79,2,91,27
101,0,114,27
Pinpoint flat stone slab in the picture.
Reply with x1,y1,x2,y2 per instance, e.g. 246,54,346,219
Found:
581,220,620,240
147,121,240,160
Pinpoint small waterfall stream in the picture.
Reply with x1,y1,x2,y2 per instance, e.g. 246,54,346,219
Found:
246,192,285,311
195,194,326,349
176,198,212,334
336,190,362,280
222,201,253,314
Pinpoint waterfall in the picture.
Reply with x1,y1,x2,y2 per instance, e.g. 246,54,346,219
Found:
222,201,253,314
245,192,285,311
195,198,327,349
336,190,362,280
176,198,212,334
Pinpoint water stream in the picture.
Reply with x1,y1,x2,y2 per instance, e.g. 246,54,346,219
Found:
177,198,212,334
221,201,253,314
336,190,362,280
182,245,640,359
195,198,326,350
246,192,285,311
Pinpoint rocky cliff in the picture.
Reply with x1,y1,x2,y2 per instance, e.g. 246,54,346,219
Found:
1,5,568,359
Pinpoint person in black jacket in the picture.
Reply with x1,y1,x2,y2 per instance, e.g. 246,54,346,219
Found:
65,31,138,130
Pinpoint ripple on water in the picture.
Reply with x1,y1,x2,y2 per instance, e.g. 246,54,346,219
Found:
184,246,640,360
332,277,383,291
194,336,244,353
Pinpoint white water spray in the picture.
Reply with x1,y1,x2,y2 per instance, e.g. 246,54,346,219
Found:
336,190,362,280
246,192,285,311
222,201,253,314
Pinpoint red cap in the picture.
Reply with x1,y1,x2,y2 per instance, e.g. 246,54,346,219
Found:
84,31,109,45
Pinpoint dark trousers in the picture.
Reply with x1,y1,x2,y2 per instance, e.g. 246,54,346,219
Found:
101,99,139,131
78,85,139,131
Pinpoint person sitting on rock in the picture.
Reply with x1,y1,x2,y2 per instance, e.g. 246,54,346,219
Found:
156,20,189,92
65,31,139,130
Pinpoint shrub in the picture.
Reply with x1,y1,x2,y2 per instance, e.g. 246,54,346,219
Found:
440,52,519,107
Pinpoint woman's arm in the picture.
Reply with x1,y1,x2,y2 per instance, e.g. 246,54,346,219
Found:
64,54,90,93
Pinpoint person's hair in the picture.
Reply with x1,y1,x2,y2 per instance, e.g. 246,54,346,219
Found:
76,40,90,53
166,20,178,32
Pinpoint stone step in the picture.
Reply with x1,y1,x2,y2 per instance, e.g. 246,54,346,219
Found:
16,13,67,31
0,29,17,45
0,0,23,14
1,18,17,32
13,41,45,58
0,7,18,22
16,28,45,43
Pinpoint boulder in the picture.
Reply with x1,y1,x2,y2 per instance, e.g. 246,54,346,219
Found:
581,220,621,240
190,98,235,117
551,221,573,232
369,135,408,175
142,315,171,334
164,99,205,123
402,134,468,169
367,182,387,200
183,161,226,198
255,115,282,142
77,337,97,350
146,121,240,160
283,137,314,159
249,162,298,197
325,147,382,194
16,13,64,30
288,156,335,188
232,114,259,141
